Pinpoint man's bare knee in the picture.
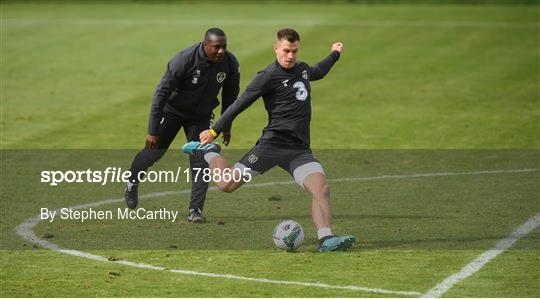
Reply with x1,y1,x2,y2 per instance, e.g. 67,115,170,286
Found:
306,181,330,200
302,172,330,199
218,182,234,193
218,180,243,193
322,183,330,198
313,183,330,199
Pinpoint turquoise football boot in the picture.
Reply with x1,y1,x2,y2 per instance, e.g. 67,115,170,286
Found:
181,141,221,156
317,235,356,252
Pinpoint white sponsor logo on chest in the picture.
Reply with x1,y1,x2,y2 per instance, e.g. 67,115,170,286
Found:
192,69,201,84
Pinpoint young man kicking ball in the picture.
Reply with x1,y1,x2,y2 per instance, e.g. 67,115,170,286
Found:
182,28,355,252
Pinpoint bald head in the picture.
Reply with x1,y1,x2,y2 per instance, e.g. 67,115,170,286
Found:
203,28,227,63
204,28,226,41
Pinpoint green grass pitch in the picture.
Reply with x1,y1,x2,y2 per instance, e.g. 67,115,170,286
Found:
1,2,539,297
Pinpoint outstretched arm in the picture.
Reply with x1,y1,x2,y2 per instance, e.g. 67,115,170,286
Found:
200,70,271,144
309,42,344,81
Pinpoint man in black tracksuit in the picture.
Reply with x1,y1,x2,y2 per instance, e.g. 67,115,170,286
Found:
125,28,240,222
183,28,355,251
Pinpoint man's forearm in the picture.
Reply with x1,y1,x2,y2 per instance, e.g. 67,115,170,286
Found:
147,69,176,135
310,51,340,81
147,98,165,136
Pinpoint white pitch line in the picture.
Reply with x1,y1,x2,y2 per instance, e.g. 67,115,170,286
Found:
15,168,538,296
329,168,540,183
422,212,540,298
15,190,419,296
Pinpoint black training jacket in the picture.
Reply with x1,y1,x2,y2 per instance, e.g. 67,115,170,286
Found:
148,42,240,136
212,51,339,147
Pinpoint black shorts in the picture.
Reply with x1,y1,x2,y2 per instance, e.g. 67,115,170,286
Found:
234,143,325,187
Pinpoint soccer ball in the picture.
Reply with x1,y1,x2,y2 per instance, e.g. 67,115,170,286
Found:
273,220,304,251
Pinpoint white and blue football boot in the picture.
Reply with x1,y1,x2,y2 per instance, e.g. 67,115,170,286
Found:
317,235,356,252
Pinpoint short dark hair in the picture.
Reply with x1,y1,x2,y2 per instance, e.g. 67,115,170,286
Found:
276,28,300,43
205,28,226,41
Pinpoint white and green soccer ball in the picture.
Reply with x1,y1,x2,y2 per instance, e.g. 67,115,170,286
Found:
273,220,304,251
